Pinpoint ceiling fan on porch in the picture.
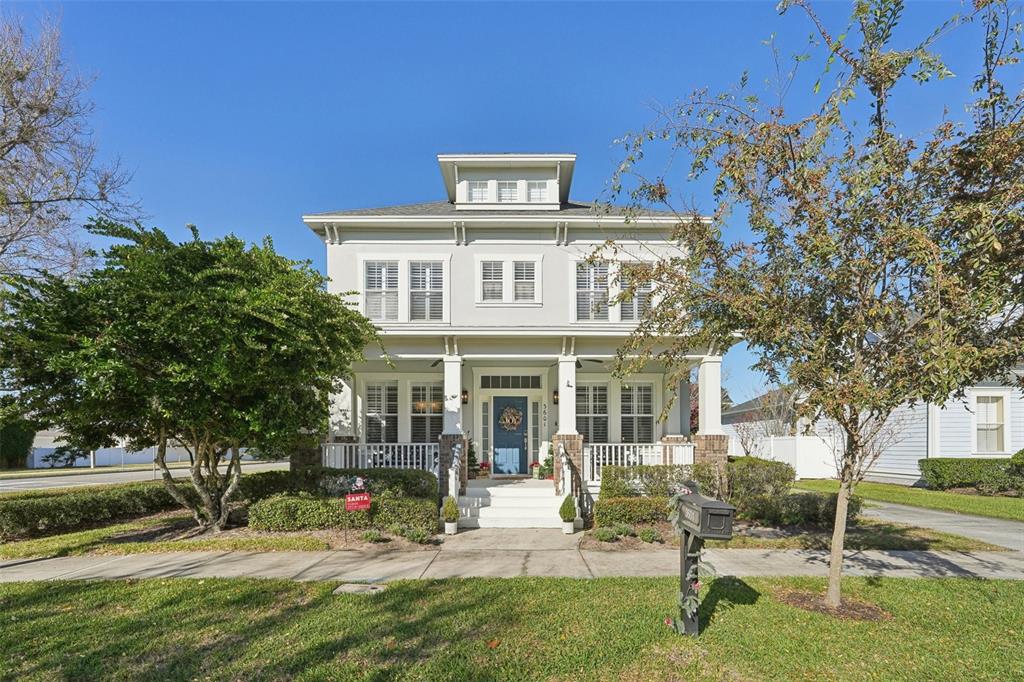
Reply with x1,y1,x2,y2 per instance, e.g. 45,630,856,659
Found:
545,358,603,369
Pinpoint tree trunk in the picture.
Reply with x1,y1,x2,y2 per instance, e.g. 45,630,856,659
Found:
825,472,853,608
214,446,243,531
154,431,205,528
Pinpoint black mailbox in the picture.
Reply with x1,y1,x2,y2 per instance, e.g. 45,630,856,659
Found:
674,486,735,541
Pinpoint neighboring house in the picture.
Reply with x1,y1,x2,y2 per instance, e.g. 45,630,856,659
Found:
723,374,1024,484
304,152,726,527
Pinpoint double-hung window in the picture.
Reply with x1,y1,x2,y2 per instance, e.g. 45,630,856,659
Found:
468,181,488,203
976,395,1006,453
497,180,518,202
527,181,547,203
513,261,536,302
410,261,444,321
621,383,655,443
365,382,398,443
576,384,608,443
481,261,504,302
576,262,609,321
364,261,398,321
620,270,653,322
411,383,444,443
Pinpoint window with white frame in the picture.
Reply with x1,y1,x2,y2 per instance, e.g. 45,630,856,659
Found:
576,262,609,321
620,270,653,322
364,261,399,321
621,383,655,443
976,395,1006,453
531,401,540,457
576,384,608,443
365,382,398,443
411,383,444,443
527,181,547,203
410,261,444,321
497,180,518,202
514,261,536,302
468,180,488,203
481,401,490,461
481,261,504,302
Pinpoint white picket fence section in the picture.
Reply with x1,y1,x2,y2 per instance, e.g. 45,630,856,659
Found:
322,443,439,473
583,442,695,482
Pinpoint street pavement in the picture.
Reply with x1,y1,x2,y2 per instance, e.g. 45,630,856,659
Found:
0,460,289,493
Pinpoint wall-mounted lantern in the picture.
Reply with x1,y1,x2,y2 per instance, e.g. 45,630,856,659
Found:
552,390,559,405
461,389,469,405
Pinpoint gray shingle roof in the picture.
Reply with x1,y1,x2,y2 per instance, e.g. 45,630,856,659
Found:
306,201,680,219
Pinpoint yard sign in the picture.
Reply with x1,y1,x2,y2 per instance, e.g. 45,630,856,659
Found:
345,492,371,511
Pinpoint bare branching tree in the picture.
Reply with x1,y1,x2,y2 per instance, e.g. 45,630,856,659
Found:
0,16,135,278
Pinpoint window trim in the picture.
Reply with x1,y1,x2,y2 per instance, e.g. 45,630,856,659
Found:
358,254,451,324
573,260,610,322
576,382,610,444
363,260,399,322
970,388,1014,455
410,382,444,444
467,180,489,203
496,180,519,203
620,382,656,444
526,180,548,203
473,255,543,306
364,381,399,444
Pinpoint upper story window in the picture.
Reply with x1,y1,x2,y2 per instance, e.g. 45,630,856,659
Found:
527,181,547,203
497,180,518,202
364,261,399,321
620,276,653,322
576,262,609,321
481,261,504,301
514,261,536,302
976,394,1006,452
410,261,444,321
468,181,488,203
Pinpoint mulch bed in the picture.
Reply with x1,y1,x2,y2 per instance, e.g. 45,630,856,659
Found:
775,588,891,621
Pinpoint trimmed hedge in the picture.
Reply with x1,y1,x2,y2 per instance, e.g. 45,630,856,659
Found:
593,496,669,526
919,457,1023,494
599,465,694,498
773,492,862,526
248,492,437,535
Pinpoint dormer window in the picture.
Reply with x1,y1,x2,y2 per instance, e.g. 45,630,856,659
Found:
527,181,547,203
497,181,518,202
468,181,488,203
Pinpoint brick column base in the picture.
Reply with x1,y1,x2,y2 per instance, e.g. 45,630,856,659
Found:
693,434,730,494
439,434,468,499
551,433,583,496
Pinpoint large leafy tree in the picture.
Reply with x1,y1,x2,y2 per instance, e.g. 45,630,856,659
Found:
606,0,1023,607
0,219,377,530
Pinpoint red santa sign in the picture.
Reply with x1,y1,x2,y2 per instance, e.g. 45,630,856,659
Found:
345,492,371,512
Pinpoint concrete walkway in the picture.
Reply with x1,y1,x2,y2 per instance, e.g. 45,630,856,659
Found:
861,501,1024,551
2,529,1022,583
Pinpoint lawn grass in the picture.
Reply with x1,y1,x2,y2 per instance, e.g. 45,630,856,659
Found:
0,576,1020,680
795,479,1024,522
0,514,330,559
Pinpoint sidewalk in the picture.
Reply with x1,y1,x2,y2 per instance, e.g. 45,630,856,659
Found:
861,501,1024,551
2,529,1022,583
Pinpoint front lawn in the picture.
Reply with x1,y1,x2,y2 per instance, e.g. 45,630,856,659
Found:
796,479,1024,522
0,577,1020,680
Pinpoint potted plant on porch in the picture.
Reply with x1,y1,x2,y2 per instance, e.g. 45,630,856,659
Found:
531,462,541,479
442,495,460,535
559,496,576,535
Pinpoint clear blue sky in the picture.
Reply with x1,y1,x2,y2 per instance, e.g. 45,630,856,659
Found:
11,1,991,402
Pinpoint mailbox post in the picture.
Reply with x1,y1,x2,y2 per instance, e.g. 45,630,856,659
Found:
669,481,735,637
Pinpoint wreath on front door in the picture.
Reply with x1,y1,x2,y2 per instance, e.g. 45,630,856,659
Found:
498,405,523,431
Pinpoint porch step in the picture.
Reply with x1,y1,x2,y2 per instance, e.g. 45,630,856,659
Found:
456,480,564,529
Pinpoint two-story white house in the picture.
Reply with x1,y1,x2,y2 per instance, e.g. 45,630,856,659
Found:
304,153,727,527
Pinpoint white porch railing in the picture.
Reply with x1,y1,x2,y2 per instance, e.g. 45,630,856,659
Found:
583,442,695,482
322,443,439,475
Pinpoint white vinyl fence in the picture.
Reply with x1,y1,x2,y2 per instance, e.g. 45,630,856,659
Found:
750,434,837,480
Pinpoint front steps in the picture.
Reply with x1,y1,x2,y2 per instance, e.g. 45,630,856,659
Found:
458,479,563,529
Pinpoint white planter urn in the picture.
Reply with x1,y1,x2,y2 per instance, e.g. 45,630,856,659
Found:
444,521,458,535
562,521,575,535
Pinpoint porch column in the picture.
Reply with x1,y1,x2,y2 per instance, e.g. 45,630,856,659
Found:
553,355,583,496
694,354,728,477
439,355,467,496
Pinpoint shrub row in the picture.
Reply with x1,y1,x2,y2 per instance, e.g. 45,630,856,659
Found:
599,465,696,498
919,455,1024,494
761,491,862,526
593,496,669,526
248,492,438,535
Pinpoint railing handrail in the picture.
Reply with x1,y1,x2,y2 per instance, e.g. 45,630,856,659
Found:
322,442,440,473
582,441,695,482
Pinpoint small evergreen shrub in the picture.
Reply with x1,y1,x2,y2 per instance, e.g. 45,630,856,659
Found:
592,527,618,542
613,523,636,537
593,496,669,526
638,527,663,543
775,492,862,526
361,529,386,543
919,457,1021,494
442,496,459,523
598,465,694,498
248,492,437,535
400,527,432,544
559,496,576,523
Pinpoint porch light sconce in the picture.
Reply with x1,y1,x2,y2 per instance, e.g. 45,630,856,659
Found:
461,389,469,405
553,390,559,405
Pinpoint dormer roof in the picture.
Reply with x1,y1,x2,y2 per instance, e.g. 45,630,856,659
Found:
436,153,576,204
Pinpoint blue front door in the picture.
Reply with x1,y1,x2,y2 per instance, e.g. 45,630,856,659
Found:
492,396,528,475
